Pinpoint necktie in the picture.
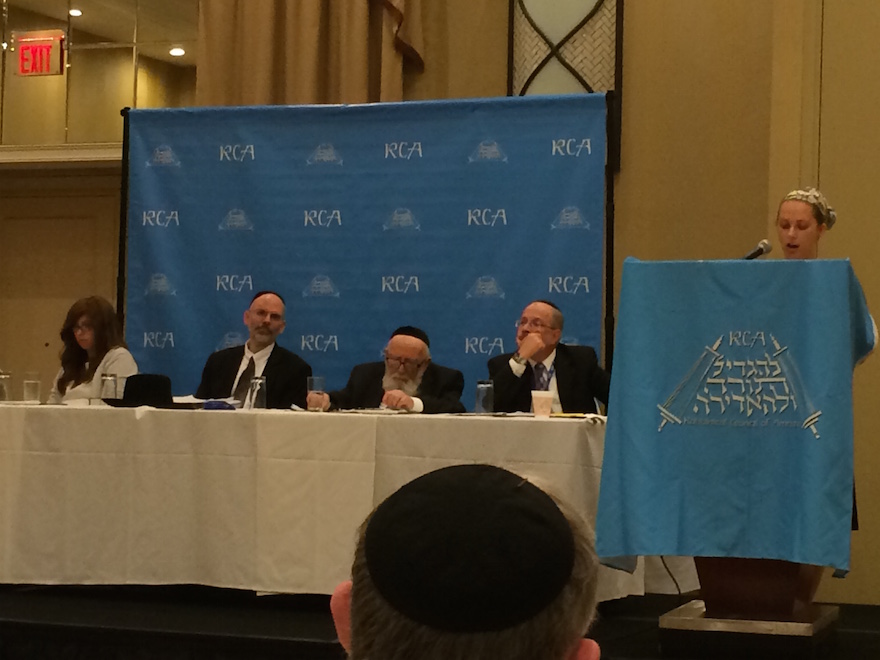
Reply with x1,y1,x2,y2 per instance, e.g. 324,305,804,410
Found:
533,363,550,391
233,357,255,403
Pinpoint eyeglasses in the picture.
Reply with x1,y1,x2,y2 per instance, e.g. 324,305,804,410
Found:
72,323,93,334
384,354,425,368
515,319,553,331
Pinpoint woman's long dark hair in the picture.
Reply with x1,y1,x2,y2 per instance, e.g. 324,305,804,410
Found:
57,296,127,395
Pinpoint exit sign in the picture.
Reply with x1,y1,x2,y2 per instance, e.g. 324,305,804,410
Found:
13,30,66,76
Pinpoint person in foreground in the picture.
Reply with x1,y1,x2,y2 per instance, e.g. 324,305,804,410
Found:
196,290,312,409
330,464,601,660
48,295,138,404
488,300,610,413
308,326,465,413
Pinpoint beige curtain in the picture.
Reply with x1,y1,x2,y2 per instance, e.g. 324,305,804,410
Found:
197,0,425,105
403,0,509,100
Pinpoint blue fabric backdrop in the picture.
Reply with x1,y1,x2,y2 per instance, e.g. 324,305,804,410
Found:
125,95,607,407
596,258,875,571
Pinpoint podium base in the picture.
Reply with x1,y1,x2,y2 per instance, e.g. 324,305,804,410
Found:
658,599,838,658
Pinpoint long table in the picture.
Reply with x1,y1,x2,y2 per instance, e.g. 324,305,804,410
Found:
0,405,696,601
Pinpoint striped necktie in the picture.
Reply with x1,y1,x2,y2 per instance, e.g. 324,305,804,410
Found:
533,363,550,391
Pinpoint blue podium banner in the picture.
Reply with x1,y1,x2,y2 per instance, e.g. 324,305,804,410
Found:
596,258,874,571
125,95,607,406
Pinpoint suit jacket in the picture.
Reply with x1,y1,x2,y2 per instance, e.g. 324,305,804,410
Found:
487,343,610,414
329,361,465,413
196,344,312,410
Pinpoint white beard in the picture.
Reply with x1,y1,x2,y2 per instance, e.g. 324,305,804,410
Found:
382,370,422,396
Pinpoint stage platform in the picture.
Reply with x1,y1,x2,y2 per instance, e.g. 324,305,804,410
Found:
1,586,879,659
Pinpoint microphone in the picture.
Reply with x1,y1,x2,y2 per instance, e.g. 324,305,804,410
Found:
743,239,772,260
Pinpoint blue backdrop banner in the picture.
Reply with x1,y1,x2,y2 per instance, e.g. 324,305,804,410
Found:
596,258,875,571
125,95,607,406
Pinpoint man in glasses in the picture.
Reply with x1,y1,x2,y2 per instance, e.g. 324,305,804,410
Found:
488,300,609,414
196,290,312,409
307,326,465,413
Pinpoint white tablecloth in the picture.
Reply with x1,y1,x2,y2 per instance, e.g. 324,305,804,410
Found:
0,405,696,600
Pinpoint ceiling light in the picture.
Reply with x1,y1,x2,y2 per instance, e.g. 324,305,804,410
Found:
169,47,186,57
69,9,83,17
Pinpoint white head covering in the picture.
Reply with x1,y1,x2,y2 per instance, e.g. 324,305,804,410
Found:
782,187,836,229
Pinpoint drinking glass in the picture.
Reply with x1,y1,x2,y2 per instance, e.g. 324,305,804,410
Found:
250,375,267,409
0,372,10,402
101,374,118,399
23,372,41,403
475,380,494,414
307,376,326,412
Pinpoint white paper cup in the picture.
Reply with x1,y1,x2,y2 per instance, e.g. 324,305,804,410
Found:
531,390,553,417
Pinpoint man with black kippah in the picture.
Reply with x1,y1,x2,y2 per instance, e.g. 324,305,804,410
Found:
330,464,601,660
195,290,312,409
307,326,465,413
489,300,610,413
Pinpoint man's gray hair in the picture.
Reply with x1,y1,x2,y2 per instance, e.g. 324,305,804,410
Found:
347,473,598,660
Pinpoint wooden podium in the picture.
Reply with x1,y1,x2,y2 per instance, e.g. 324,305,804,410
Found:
695,557,824,620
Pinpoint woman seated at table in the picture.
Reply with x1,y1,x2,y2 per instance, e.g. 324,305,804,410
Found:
48,296,138,404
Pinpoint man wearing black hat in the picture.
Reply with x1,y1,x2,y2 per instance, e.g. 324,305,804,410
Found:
306,326,465,413
330,464,601,660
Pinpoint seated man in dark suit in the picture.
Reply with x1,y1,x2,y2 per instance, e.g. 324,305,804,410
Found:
488,300,609,414
307,326,465,413
196,290,312,409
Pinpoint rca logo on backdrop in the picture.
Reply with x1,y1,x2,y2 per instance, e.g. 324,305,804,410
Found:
467,208,507,227
466,276,505,299
216,275,254,292
301,335,339,352
383,208,420,231
144,274,177,296
549,276,590,294
142,210,179,227
385,142,423,159
464,337,505,355
303,275,341,298
381,276,420,294
304,210,342,227
468,140,508,163
219,144,255,161
551,138,592,157
307,143,344,165
219,209,254,231
143,332,175,349
216,332,246,351
551,207,589,230
146,145,180,167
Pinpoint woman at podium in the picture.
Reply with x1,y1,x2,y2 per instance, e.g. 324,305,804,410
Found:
776,187,836,260
778,187,876,534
